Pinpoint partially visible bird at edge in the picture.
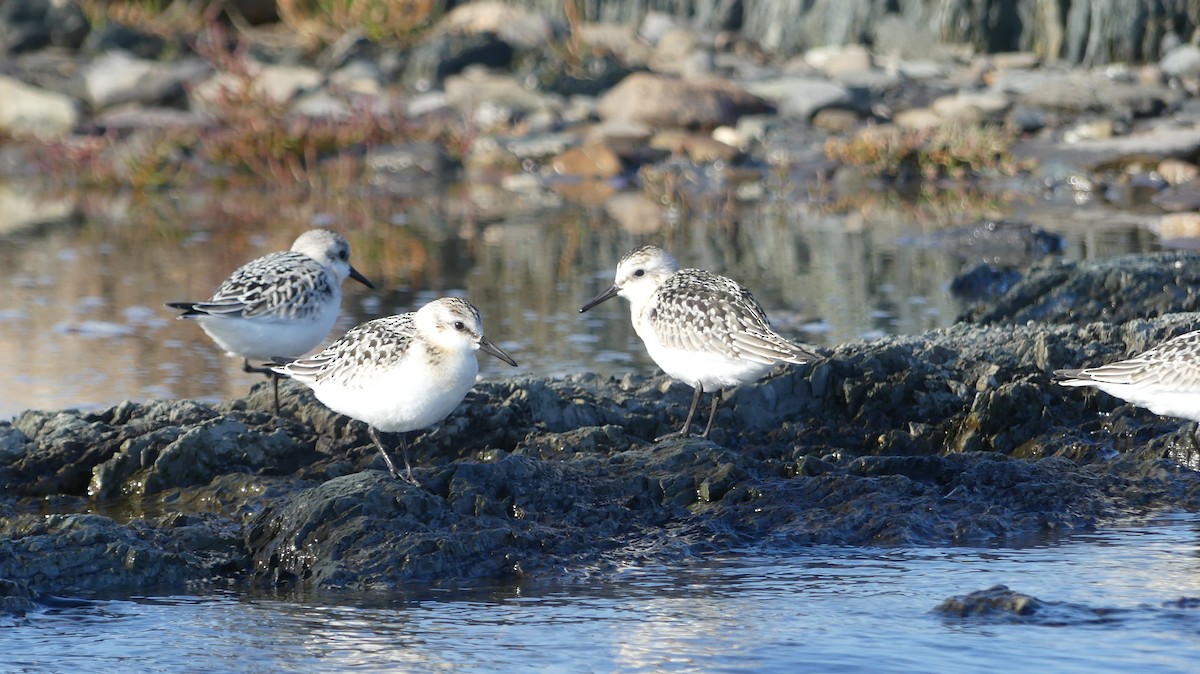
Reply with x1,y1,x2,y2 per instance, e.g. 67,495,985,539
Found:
1055,328,1200,423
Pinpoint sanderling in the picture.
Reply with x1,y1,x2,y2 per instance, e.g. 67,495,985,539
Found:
580,245,820,440
271,297,518,484
166,229,375,413
1055,329,1200,422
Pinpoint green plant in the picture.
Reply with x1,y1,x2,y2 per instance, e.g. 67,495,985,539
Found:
27,128,196,191
277,0,441,44
825,122,1029,179
78,0,209,38
25,16,434,193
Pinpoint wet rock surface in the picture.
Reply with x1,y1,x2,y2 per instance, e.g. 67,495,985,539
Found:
964,251,1200,326
934,585,1116,625
3,258,1200,603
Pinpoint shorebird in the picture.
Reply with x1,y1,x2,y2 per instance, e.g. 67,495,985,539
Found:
1055,329,1200,422
166,229,374,413
580,245,819,440
271,297,518,484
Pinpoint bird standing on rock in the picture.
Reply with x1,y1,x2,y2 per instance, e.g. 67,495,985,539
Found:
271,297,518,485
167,229,375,414
581,245,820,440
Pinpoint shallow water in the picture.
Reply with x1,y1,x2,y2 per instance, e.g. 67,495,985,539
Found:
0,183,1165,419
0,182,1196,672
3,513,1199,673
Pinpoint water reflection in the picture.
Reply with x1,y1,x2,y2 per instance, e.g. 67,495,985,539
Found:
3,515,1199,672
0,182,1162,419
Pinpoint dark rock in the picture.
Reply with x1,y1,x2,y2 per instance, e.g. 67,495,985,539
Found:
0,0,89,54
0,511,245,595
222,0,278,26
0,578,36,615
6,400,223,497
935,584,1045,617
935,584,1113,625
1007,105,1051,134
80,21,170,60
965,251,1200,326
525,53,634,98
878,79,959,117
403,32,515,91
950,263,1023,301
93,416,313,498
245,454,667,588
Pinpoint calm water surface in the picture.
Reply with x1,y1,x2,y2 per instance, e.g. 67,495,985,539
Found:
0,183,1165,419
2,513,1199,672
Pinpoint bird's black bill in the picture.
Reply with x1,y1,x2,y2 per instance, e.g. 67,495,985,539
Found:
579,285,619,313
479,335,518,367
349,266,376,289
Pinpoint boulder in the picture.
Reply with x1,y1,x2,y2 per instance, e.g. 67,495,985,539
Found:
599,73,771,129
0,75,79,138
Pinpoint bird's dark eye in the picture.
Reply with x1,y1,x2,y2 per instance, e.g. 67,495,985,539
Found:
633,269,645,277
453,321,466,331
339,249,349,260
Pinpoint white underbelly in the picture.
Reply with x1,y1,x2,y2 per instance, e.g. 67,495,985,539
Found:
1080,381,1200,423
643,341,775,390
310,357,480,433
198,308,339,361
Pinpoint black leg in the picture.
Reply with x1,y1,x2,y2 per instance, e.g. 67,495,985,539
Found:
699,389,723,438
656,384,704,442
242,358,281,415
369,426,418,485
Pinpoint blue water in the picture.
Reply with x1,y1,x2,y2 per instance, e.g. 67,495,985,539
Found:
3,513,1198,673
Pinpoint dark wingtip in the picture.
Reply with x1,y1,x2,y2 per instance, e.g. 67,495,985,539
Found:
165,301,203,318
258,357,293,378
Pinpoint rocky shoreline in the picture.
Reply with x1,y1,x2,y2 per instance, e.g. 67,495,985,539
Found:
4,0,1200,615
4,0,1200,214
3,252,1200,612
